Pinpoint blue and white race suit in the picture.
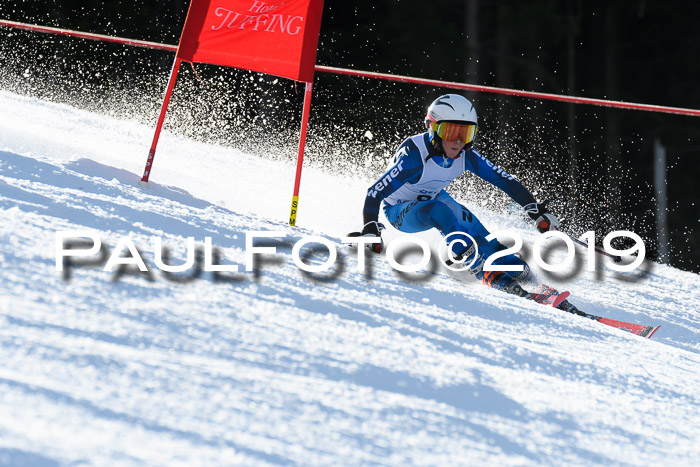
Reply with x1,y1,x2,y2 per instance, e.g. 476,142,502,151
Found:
363,132,537,277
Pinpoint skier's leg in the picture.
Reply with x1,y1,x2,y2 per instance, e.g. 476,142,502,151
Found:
385,195,570,306
430,191,531,281
384,192,530,291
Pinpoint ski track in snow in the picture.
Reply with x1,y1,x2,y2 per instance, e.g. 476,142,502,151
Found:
0,91,699,466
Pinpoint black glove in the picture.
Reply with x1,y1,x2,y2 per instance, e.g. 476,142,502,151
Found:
524,201,560,233
347,221,385,253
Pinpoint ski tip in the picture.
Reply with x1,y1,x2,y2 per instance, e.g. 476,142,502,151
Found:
596,317,661,339
645,325,661,339
552,291,570,308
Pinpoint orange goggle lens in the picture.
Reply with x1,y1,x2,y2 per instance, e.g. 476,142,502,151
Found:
432,122,477,144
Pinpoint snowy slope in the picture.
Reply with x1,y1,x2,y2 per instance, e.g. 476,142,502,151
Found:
1,90,699,466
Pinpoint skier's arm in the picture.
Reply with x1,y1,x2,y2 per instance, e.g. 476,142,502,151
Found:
362,141,423,224
465,148,560,232
464,148,537,207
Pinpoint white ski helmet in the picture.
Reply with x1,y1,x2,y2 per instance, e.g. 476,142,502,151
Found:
425,94,478,146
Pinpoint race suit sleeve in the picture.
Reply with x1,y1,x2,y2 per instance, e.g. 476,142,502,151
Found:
362,138,424,224
464,148,537,207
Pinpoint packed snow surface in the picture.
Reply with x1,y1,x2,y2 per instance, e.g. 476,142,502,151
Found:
1,91,699,466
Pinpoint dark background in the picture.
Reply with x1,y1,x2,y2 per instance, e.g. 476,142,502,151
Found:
0,1,698,272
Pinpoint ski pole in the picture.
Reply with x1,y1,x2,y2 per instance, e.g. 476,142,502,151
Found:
564,232,622,263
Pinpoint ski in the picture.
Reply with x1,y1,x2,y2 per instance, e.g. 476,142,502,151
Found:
556,297,661,338
528,285,661,339
588,316,661,338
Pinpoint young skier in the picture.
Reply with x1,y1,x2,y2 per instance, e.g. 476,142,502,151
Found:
352,93,564,302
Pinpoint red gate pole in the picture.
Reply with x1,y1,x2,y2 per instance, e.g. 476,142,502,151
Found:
289,81,314,226
141,57,183,183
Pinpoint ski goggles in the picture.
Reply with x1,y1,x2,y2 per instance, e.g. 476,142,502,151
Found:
431,121,477,144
